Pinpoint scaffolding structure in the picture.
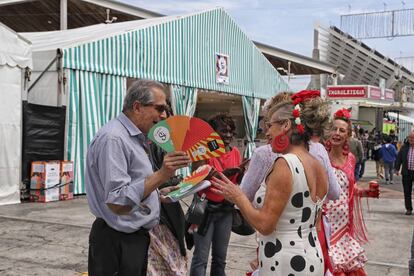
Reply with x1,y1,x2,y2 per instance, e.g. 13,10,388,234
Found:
340,8,414,39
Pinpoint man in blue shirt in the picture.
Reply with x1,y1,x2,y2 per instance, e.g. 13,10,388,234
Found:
85,79,191,275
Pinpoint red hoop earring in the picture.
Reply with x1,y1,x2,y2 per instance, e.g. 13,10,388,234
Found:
325,140,332,152
272,131,290,153
342,141,349,156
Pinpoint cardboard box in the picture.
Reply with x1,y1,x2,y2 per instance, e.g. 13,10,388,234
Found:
29,161,60,202
59,161,74,201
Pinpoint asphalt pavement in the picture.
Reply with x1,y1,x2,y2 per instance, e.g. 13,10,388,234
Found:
0,160,412,275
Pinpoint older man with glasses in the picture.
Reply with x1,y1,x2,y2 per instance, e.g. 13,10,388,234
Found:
85,79,191,276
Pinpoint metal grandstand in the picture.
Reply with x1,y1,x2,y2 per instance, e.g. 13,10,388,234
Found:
315,24,414,104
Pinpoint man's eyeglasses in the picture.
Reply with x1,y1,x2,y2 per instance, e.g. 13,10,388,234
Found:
143,103,169,113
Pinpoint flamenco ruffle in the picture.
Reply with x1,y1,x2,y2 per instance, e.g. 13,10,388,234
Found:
329,233,367,274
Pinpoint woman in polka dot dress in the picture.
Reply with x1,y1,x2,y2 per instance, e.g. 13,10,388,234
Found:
323,108,368,276
211,91,331,276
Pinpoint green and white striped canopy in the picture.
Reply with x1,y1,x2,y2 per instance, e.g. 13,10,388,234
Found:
62,8,288,99
59,8,289,194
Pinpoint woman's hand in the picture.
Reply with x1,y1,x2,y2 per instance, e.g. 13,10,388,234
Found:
210,172,245,204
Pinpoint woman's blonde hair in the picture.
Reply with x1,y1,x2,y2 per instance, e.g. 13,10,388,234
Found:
262,92,293,116
267,96,331,146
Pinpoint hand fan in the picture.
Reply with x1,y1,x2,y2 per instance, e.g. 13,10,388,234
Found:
166,164,213,201
148,115,226,161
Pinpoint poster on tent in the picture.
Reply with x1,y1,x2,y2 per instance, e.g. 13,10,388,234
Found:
216,53,229,85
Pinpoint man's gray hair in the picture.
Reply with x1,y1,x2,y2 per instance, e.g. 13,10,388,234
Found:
122,79,165,112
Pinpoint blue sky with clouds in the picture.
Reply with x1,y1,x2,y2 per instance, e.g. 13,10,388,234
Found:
121,0,414,89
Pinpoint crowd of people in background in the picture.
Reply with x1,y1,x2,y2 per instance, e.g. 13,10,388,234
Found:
84,79,412,276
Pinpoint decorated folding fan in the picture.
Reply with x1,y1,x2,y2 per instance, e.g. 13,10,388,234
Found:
166,164,213,201
148,115,226,161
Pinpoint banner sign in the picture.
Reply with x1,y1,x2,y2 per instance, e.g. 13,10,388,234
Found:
369,87,381,99
385,89,394,101
368,86,394,101
328,85,394,102
216,53,229,85
327,86,367,98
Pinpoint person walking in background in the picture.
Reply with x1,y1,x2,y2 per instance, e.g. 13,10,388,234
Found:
380,135,398,185
189,114,241,276
395,131,414,215
85,79,191,276
372,132,384,179
389,128,398,149
349,130,364,181
358,128,369,179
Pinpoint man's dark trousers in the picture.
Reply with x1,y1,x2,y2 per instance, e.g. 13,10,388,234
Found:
402,171,414,212
88,218,150,276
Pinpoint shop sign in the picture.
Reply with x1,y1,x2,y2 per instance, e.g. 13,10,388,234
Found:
369,87,381,99
327,86,367,98
368,86,394,101
216,53,229,85
385,89,394,101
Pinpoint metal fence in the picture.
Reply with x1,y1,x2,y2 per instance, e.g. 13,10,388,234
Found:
341,8,414,39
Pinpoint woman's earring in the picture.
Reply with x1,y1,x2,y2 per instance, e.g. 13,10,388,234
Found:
272,131,290,153
342,141,349,156
325,140,332,152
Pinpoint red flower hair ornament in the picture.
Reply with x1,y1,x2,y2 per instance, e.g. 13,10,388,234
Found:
334,108,351,121
290,90,321,135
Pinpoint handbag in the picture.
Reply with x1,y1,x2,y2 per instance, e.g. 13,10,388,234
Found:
185,193,207,225
231,208,255,236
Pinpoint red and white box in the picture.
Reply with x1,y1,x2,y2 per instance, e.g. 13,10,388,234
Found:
59,161,74,201
29,161,60,202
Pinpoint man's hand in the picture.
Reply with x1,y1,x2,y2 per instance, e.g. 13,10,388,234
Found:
159,185,180,203
158,151,191,182
395,171,400,176
143,152,190,200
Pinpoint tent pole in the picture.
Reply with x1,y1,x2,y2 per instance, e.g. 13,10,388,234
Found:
60,0,68,30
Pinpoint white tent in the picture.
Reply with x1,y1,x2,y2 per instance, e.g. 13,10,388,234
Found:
0,23,32,205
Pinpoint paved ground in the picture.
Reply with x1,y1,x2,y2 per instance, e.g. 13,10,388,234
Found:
0,160,412,275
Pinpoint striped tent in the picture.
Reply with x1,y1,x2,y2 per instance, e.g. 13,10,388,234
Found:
24,8,288,194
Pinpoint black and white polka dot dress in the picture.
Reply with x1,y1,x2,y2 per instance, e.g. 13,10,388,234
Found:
253,154,324,276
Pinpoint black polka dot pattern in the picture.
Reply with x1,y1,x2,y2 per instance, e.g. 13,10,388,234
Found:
297,226,302,238
255,154,323,275
308,232,316,247
290,255,306,271
301,207,311,222
264,239,282,258
291,192,303,208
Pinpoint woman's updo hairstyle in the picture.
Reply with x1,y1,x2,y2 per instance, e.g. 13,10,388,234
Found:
267,90,330,147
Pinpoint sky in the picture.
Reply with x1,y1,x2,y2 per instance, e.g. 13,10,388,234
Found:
121,0,414,90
